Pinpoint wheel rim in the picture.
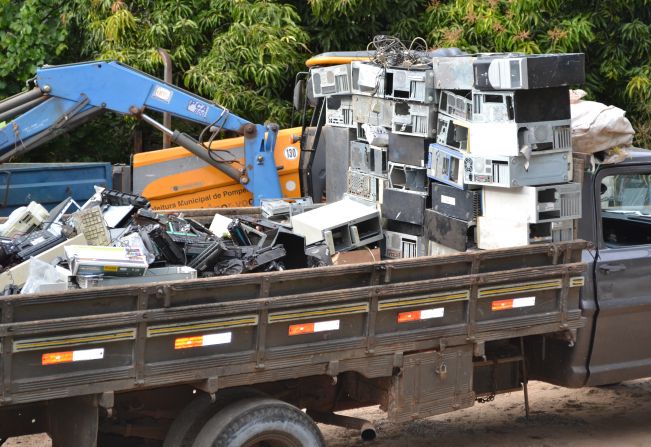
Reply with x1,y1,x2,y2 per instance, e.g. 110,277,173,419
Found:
242,430,302,447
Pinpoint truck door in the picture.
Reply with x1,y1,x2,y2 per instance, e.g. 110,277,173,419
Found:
588,164,651,385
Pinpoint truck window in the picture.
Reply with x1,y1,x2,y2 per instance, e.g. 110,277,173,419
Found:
601,173,651,246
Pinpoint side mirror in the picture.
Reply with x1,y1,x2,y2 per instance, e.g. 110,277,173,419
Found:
305,77,318,108
293,79,305,111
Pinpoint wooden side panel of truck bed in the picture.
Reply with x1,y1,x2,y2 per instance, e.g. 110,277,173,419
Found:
0,241,585,406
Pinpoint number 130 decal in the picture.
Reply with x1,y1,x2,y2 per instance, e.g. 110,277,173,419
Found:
284,146,298,160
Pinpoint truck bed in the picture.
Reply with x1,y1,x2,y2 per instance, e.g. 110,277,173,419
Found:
0,162,112,216
0,240,585,407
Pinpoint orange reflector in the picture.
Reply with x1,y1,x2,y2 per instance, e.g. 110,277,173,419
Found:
491,299,514,311
175,336,204,350
288,320,340,336
491,296,536,311
42,351,73,365
288,322,315,336
397,311,420,323
397,307,445,323
174,332,233,349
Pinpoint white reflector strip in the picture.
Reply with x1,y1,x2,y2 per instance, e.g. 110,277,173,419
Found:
72,348,105,362
397,307,445,323
174,332,232,349
512,297,536,308
420,308,445,319
314,320,340,332
202,332,232,346
492,296,537,311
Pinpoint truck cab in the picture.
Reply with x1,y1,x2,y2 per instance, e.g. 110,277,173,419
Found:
528,149,651,387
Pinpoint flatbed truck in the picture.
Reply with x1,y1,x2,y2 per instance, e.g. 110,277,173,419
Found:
2,151,651,446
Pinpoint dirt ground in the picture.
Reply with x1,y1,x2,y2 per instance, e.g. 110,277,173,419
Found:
6,379,651,446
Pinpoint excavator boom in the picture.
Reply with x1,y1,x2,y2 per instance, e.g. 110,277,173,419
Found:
0,61,282,205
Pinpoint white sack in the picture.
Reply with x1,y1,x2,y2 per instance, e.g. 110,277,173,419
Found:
570,90,635,154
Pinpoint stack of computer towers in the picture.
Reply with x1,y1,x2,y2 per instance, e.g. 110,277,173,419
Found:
311,63,355,204
435,54,583,250
379,64,437,259
311,51,585,258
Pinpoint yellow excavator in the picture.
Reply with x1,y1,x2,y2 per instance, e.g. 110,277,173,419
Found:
132,52,372,209
132,127,303,209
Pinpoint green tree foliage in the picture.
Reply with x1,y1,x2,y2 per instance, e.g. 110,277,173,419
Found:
75,0,209,78
591,1,651,145
299,0,428,51
70,0,308,124
183,1,309,124
425,0,594,54
1,0,651,165
0,0,68,94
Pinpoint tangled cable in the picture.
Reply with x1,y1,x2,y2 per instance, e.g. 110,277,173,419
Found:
197,108,245,169
368,35,431,68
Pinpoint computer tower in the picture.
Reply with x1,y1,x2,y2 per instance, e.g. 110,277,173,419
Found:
463,149,572,188
325,96,354,128
290,198,382,251
299,126,327,203
428,240,463,257
351,61,385,96
431,182,482,222
471,88,571,124
473,53,585,90
427,143,466,190
387,133,433,168
389,162,429,193
482,183,581,223
470,120,572,157
352,95,393,128
382,187,428,225
325,126,356,202
349,141,388,176
423,209,476,252
383,229,428,259
439,90,473,121
432,56,476,90
386,219,424,236
346,169,386,204
436,113,470,151
391,102,437,138
550,219,574,242
477,215,575,249
470,88,572,157
311,63,352,97
385,67,437,103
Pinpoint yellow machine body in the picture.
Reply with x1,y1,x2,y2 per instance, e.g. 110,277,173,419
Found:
132,127,302,210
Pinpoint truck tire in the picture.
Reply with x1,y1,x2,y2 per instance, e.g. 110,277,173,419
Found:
163,389,265,447
191,397,325,447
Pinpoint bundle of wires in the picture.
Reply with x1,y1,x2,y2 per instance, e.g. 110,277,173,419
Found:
197,107,244,170
367,35,431,68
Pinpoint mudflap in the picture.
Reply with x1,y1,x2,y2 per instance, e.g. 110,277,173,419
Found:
387,345,475,423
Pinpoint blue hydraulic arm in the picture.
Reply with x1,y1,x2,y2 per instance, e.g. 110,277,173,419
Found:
0,61,282,204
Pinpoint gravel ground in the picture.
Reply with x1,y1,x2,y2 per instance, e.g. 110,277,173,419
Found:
6,379,651,446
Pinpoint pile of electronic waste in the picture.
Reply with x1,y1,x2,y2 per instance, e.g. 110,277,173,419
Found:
0,44,594,293
0,190,377,295
316,40,584,258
